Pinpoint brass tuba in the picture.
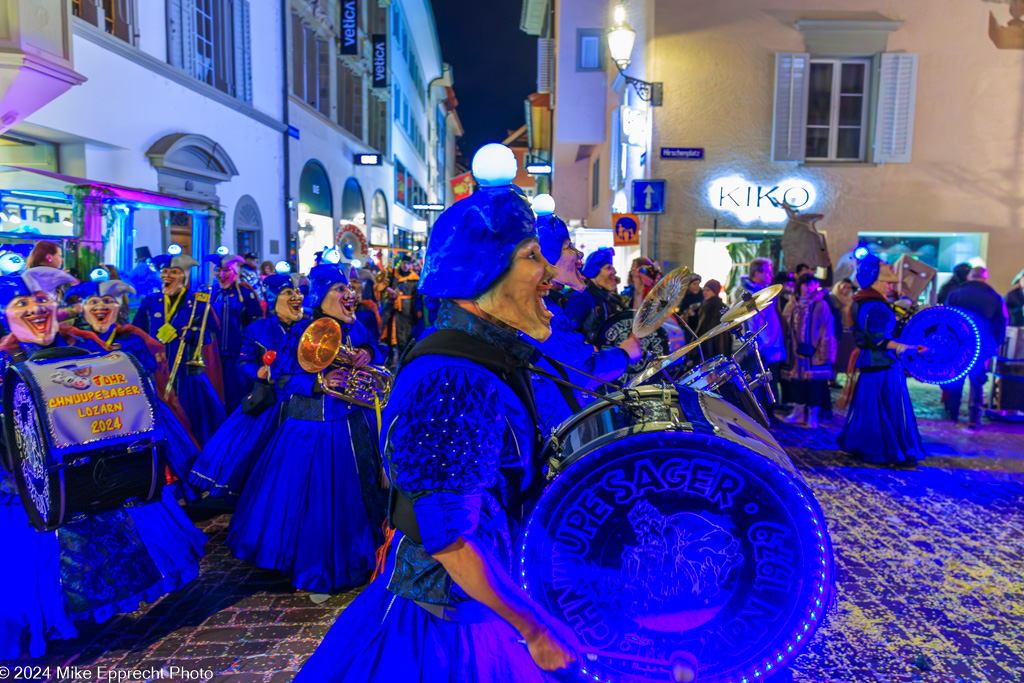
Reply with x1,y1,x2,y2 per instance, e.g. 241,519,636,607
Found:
297,317,393,409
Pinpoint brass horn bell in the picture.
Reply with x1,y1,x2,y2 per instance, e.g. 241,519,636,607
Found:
297,317,393,409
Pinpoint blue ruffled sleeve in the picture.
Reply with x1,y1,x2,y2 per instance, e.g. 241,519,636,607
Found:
386,364,505,554
238,320,267,387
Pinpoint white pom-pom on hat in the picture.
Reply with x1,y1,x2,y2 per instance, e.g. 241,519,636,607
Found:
472,143,519,188
532,194,556,216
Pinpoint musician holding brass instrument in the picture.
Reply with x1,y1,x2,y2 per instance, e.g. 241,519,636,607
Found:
207,253,264,413
132,252,226,446
227,262,389,593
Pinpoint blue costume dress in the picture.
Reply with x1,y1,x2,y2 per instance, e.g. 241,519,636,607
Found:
295,304,554,682
528,299,628,434
189,315,295,499
837,289,925,463
226,316,388,591
0,336,206,659
133,290,226,446
210,283,263,414
75,330,201,501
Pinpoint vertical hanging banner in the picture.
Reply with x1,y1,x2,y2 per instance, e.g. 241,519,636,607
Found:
372,34,388,88
339,0,359,55
450,172,475,202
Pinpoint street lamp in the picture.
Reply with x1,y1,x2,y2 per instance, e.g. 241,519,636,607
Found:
606,3,662,106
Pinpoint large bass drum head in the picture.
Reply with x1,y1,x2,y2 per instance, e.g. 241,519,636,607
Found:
519,430,832,683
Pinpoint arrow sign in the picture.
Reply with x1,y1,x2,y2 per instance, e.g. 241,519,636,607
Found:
631,180,666,214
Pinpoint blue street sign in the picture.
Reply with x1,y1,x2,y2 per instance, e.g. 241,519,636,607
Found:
661,147,704,160
631,179,666,214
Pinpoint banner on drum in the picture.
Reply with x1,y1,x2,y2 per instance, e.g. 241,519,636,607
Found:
29,352,155,449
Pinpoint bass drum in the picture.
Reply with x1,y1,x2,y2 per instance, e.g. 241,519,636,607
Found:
519,386,833,683
597,310,686,384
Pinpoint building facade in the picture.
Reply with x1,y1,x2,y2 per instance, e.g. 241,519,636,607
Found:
529,0,1024,294
0,0,457,277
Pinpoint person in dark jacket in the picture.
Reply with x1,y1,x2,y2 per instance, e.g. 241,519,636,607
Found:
692,279,730,361
1006,269,1024,327
937,262,971,305
945,267,1009,428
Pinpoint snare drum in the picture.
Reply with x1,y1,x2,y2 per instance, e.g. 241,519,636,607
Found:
520,385,833,683
3,350,167,531
679,355,770,427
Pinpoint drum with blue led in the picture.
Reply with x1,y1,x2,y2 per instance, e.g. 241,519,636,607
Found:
3,349,166,532
897,305,981,384
519,385,834,683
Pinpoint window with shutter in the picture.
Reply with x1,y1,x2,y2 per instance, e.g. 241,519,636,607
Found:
592,156,600,208
167,0,197,75
771,52,810,163
806,58,871,161
872,53,918,164
609,107,623,191
232,0,252,103
576,29,605,72
537,38,555,93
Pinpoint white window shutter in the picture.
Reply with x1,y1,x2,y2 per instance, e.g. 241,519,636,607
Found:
873,53,918,164
771,52,810,163
232,0,252,102
537,38,554,94
167,0,197,74
609,107,622,190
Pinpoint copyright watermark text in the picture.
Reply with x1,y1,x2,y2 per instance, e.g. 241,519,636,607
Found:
0,665,214,681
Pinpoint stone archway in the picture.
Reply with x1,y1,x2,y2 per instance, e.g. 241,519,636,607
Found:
146,133,239,203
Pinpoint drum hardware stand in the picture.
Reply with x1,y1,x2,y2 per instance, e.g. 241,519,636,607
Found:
731,309,776,404
677,315,706,365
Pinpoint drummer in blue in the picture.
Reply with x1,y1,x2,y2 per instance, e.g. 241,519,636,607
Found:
132,251,226,446
529,194,640,432
189,269,307,500
294,144,580,682
206,252,264,413
564,246,627,344
0,266,206,658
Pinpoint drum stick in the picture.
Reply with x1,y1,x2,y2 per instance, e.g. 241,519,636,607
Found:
581,650,697,683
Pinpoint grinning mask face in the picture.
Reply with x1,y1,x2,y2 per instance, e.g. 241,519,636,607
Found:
320,282,357,324
83,294,121,335
275,287,305,324
592,263,618,292
554,240,586,292
475,239,556,342
161,267,187,295
6,291,59,346
217,263,239,288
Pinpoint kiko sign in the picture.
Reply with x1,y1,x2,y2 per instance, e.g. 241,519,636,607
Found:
707,175,818,224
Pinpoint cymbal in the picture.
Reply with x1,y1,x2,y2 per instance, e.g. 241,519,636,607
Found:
632,266,691,339
721,284,783,324
625,338,703,388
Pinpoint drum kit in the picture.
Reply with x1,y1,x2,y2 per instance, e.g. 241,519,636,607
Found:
518,274,835,683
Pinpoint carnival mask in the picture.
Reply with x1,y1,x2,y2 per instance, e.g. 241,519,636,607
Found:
83,294,121,335
554,240,586,292
6,292,59,346
321,282,357,324
217,264,239,288
275,287,305,324
161,267,187,295
592,264,618,292
476,239,556,342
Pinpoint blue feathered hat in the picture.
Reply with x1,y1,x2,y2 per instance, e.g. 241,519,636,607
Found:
65,279,135,302
533,194,570,266
420,143,535,299
307,264,349,310
263,273,300,309
0,267,78,324
582,248,615,279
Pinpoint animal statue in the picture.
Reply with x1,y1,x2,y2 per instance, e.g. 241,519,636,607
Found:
777,199,831,272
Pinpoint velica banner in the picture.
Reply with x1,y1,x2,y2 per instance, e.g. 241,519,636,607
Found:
339,0,358,55
372,34,387,88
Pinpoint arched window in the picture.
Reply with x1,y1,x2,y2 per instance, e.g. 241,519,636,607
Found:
370,190,389,247
341,177,365,223
298,160,332,217
234,195,262,258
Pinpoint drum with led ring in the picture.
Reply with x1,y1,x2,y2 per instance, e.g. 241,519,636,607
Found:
3,349,166,531
897,305,981,385
518,385,834,683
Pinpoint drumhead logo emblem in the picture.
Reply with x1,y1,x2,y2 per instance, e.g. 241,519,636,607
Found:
13,382,50,520
521,431,830,682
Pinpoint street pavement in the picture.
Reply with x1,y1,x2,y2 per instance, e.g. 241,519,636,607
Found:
7,380,1024,683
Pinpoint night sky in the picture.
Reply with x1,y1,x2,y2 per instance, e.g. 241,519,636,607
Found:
430,0,536,158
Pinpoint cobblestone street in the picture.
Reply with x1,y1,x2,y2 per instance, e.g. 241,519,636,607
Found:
6,381,1024,683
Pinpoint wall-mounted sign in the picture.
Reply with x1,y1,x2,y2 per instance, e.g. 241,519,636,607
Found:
526,163,552,175
620,106,647,147
371,34,387,88
661,147,704,160
355,153,382,165
707,175,818,224
613,213,641,246
631,179,666,214
339,0,359,55
412,203,445,211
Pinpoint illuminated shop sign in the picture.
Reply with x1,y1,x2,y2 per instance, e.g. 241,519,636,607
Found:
707,175,818,224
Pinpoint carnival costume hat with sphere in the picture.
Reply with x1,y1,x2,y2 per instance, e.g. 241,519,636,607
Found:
419,143,537,301
0,267,77,324
533,193,571,267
